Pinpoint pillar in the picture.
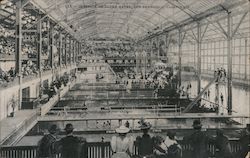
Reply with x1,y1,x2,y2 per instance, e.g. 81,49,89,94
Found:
178,29,182,87
245,39,247,80
58,32,62,67
37,16,42,71
150,39,153,68
72,40,75,64
64,35,68,66
157,36,160,61
49,22,54,69
15,1,22,110
76,42,79,63
15,1,22,75
197,22,202,95
227,13,233,115
69,38,72,65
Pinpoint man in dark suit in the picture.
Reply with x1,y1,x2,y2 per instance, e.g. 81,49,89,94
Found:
238,124,250,158
57,123,86,158
184,120,211,158
214,129,232,158
38,124,59,158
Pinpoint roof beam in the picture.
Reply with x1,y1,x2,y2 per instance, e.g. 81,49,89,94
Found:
139,0,248,43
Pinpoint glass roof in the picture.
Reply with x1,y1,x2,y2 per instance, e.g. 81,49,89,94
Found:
31,0,227,40
0,0,248,41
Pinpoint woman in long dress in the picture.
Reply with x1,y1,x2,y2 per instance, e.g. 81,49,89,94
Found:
111,125,134,158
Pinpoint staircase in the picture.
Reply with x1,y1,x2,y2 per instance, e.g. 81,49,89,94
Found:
183,78,217,113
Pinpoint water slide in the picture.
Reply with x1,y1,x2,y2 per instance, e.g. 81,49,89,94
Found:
183,78,217,113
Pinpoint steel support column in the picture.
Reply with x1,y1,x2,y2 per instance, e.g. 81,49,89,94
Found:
150,39,153,68
15,1,22,110
69,38,72,65
77,42,79,63
64,35,68,66
72,40,76,64
58,32,62,67
15,1,22,75
157,36,160,61
227,13,233,115
37,15,42,71
197,22,202,95
245,39,247,80
178,29,182,87
49,22,54,69
165,33,171,63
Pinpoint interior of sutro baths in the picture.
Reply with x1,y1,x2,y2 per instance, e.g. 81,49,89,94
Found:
0,0,249,158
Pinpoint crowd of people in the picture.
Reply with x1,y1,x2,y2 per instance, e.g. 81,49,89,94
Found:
40,73,72,102
214,67,227,82
0,25,15,55
104,50,136,58
0,67,16,84
37,118,250,158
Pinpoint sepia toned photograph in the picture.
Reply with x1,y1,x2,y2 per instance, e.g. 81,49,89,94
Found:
0,0,249,158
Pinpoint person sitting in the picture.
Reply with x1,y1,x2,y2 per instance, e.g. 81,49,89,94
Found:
56,123,86,158
38,124,59,158
238,124,250,158
214,129,232,158
136,118,154,158
111,125,134,158
8,67,16,78
183,120,211,158
163,131,182,158
153,136,167,158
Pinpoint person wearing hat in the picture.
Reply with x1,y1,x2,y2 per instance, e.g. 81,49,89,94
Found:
213,129,232,158
183,119,211,158
111,125,134,158
56,123,86,158
38,124,59,158
136,119,155,158
238,124,250,158
163,131,182,158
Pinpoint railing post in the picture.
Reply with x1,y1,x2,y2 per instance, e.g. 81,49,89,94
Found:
101,142,105,158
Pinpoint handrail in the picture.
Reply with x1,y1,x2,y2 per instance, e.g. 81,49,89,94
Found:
39,114,249,122
183,78,217,113
0,139,242,158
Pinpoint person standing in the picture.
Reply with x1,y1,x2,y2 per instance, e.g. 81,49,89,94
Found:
220,93,224,105
214,129,232,158
38,124,59,158
183,120,211,158
111,125,134,158
136,119,154,158
56,123,86,158
238,124,250,158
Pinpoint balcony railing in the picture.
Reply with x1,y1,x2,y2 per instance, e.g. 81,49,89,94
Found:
0,139,242,158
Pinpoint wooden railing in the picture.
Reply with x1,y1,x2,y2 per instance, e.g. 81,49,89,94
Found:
0,140,242,158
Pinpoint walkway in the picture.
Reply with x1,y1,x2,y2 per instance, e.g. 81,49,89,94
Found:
0,109,37,145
